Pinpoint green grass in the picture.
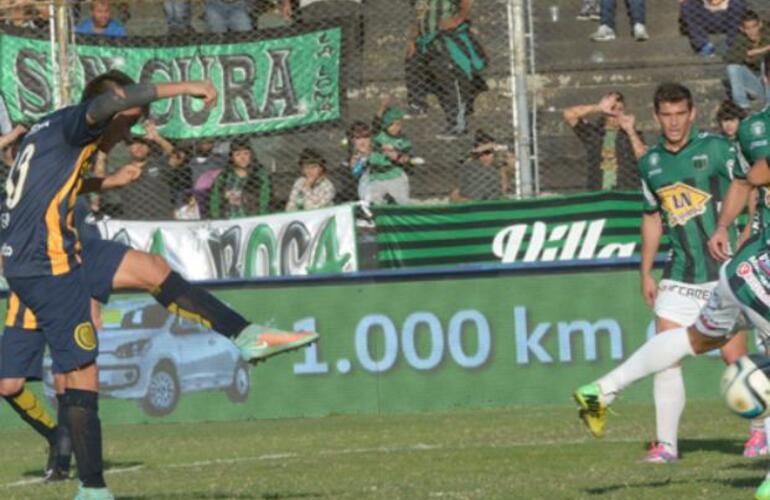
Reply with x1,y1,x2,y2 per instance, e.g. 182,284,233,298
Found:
0,400,765,499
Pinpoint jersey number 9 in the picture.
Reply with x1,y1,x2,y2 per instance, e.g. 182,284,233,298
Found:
5,144,35,210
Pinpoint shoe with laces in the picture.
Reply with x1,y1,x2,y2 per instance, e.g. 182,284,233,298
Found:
641,442,679,464
234,325,319,364
744,429,769,458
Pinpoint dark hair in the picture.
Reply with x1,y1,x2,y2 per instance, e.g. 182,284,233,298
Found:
228,138,254,163
653,82,693,112
742,10,761,24
81,70,135,102
299,147,326,171
716,100,746,122
474,129,495,148
347,121,371,139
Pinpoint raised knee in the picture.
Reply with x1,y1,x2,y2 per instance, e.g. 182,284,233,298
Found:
0,379,25,397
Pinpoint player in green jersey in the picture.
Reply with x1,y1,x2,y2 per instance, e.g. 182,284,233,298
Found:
574,83,770,499
572,82,752,450
635,84,749,463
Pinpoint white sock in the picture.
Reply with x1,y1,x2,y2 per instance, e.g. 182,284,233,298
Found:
598,327,695,404
653,366,684,456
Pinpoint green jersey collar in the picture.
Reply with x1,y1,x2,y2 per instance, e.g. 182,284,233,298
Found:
657,127,699,155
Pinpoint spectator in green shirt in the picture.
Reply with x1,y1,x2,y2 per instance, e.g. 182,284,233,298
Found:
725,10,770,109
208,139,271,219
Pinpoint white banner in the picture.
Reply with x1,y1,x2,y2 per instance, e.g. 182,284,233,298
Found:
98,205,358,281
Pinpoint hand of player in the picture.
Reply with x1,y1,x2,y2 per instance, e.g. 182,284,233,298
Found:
641,273,657,308
708,226,732,261
11,124,28,137
187,80,217,110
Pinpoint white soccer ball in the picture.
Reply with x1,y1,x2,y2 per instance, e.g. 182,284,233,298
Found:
721,354,770,419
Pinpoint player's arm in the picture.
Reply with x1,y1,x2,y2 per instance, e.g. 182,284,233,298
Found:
737,188,758,247
708,177,752,261
747,158,770,187
0,124,27,150
85,81,217,126
640,210,662,308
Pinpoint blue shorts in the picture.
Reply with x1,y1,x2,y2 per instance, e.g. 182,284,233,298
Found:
0,326,44,380
1,238,130,375
8,267,95,374
81,238,130,304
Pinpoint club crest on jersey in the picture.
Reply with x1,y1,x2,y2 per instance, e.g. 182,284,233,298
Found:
752,121,766,138
649,153,660,167
656,182,712,226
692,154,709,170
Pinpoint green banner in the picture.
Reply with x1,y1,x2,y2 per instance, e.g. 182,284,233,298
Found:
0,268,732,427
373,191,662,268
0,27,341,138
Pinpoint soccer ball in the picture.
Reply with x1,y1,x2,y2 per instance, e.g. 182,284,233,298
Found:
721,354,770,419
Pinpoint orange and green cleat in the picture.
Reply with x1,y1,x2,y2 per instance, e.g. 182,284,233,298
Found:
234,324,319,364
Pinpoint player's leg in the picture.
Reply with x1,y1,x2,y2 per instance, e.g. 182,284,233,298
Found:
0,326,59,472
10,271,112,499
109,248,318,363
52,373,72,480
574,273,737,437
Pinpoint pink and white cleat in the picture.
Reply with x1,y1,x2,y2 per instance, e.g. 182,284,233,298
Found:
743,429,769,458
641,442,679,464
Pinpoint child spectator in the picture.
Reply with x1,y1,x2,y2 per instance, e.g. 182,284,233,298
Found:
209,139,271,219
716,99,747,141
345,121,373,202
365,106,412,204
286,148,336,211
724,10,770,109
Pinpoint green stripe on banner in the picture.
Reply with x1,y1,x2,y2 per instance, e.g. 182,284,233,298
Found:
372,192,664,268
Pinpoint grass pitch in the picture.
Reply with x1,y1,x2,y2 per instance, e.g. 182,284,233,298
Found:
0,400,764,499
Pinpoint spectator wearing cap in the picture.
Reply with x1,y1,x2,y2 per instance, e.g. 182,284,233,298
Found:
450,130,514,202
366,105,413,204
562,92,646,191
117,124,178,220
724,10,770,110
209,140,271,219
204,0,253,33
286,148,336,211
75,0,126,37
680,0,746,57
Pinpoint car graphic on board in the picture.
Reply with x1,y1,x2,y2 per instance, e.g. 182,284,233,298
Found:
43,299,250,416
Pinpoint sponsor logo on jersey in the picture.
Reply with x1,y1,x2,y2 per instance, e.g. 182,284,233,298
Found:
656,182,712,226
751,139,769,150
692,154,709,170
738,262,752,277
752,121,766,138
649,168,662,176
1,243,13,257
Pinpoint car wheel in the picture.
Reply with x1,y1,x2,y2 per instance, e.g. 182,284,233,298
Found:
225,361,250,403
142,362,180,417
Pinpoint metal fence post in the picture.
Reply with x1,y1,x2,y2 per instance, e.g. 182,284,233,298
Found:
507,0,533,197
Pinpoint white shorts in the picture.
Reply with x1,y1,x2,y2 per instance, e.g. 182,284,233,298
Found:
694,266,770,341
654,279,715,326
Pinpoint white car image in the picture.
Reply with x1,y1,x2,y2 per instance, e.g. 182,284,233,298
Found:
43,299,250,416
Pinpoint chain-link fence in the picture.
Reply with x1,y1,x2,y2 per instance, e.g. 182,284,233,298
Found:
530,0,770,194
0,0,527,222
